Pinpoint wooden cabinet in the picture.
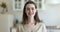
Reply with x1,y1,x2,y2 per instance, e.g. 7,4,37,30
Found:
47,26,60,32
47,29,60,32
0,14,14,32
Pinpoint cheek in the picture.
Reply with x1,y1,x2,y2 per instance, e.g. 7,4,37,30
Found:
25,10,29,15
33,10,36,14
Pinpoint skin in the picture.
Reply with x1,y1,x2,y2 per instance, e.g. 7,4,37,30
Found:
25,4,37,30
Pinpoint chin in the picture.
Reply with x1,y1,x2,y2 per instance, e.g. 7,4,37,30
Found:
28,15,34,17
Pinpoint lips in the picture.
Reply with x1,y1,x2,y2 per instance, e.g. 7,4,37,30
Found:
29,13,33,15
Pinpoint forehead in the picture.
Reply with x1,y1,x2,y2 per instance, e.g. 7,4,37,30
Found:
26,4,35,8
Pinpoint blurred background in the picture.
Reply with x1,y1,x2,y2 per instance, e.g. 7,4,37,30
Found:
0,0,60,32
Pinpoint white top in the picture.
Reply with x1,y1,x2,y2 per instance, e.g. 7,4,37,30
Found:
18,23,47,32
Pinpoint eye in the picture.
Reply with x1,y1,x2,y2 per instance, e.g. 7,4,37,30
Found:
26,8,30,10
32,8,35,10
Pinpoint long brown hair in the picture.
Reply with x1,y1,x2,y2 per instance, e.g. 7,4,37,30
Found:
21,1,42,25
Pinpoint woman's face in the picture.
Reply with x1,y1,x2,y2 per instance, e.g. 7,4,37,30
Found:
25,4,37,17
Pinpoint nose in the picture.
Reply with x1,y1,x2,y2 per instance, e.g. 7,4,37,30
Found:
29,9,32,13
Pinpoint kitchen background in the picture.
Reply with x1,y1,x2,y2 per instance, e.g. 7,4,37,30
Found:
0,0,60,32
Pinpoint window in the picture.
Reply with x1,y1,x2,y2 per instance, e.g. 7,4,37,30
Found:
13,0,45,11
13,0,22,11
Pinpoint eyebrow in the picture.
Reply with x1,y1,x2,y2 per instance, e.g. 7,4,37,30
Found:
26,6,35,8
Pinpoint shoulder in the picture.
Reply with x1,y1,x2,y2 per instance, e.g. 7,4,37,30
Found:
18,24,23,28
38,23,47,32
17,24,24,32
39,23,46,26
17,24,24,30
38,23,46,28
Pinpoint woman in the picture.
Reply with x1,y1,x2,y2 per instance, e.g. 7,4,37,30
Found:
18,1,47,32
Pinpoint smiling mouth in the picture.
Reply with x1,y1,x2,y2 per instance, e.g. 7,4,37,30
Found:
29,13,32,15
29,13,34,15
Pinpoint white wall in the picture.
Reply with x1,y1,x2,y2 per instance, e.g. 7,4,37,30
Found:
39,4,60,26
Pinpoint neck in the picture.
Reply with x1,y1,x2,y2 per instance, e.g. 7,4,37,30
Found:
28,17,35,24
